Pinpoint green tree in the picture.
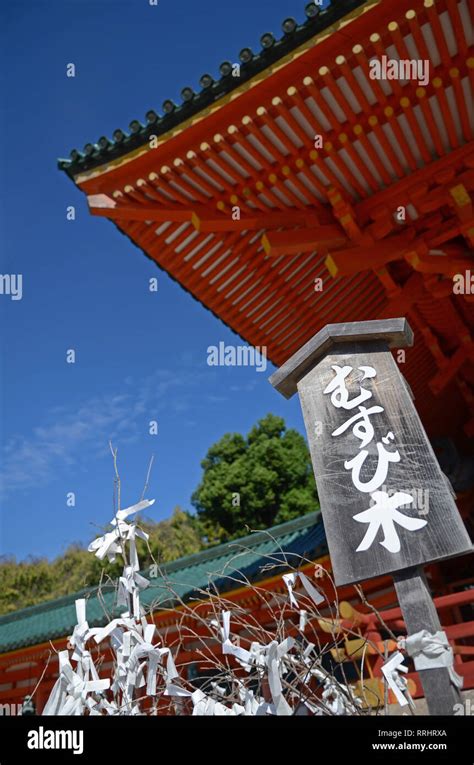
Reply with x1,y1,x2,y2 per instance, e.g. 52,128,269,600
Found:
192,414,319,542
140,506,202,564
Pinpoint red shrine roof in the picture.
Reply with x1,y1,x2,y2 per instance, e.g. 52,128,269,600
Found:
58,0,474,446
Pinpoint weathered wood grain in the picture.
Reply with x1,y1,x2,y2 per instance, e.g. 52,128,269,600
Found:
269,318,414,399
394,566,462,715
270,320,472,586
296,339,472,585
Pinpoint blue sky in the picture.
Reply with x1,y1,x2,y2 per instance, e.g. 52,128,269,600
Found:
0,0,324,560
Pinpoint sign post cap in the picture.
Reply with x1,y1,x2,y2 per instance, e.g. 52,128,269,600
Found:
269,317,413,399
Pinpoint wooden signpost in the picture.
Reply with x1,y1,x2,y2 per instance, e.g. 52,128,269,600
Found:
270,318,473,715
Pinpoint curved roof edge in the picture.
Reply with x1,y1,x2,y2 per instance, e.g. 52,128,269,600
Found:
57,1,368,178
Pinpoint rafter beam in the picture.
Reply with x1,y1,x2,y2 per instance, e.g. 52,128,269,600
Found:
430,344,474,395
378,273,426,318
88,195,198,223
324,233,417,278
327,188,366,242
355,144,474,223
88,193,328,233
450,183,473,223
405,250,474,277
192,208,320,233
262,225,348,257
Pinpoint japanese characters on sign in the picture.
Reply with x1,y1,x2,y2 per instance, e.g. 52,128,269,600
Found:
273,322,474,586
323,363,427,555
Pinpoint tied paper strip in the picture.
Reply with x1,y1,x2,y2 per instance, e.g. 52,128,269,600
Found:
322,678,352,715
45,500,159,715
218,611,296,715
45,599,112,716
283,571,325,609
267,641,292,716
88,499,154,564
221,611,252,666
117,565,150,620
381,651,414,708
166,613,357,716
69,599,90,662
89,499,153,620
45,497,192,716
44,490,364,717
43,651,71,716
399,630,463,690
43,647,110,716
